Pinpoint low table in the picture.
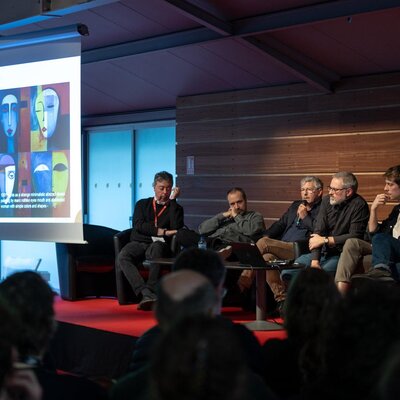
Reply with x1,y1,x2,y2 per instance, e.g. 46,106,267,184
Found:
224,261,304,331
143,258,303,331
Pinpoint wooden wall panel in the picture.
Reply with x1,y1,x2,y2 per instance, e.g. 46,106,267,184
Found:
177,108,400,143
177,85,400,124
177,131,400,175
177,175,388,202
176,72,400,230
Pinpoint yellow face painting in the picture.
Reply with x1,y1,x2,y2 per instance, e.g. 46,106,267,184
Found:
35,88,60,139
52,151,68,207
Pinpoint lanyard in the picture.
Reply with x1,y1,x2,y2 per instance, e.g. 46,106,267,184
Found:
153,199,167,227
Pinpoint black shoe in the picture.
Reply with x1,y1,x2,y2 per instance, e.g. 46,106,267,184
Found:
352,267,394,282
267,300,285,319
137,294,157,311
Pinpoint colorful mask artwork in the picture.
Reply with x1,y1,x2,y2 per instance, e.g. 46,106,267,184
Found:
1,94,18,138
35,88,60,139
0,154,16,204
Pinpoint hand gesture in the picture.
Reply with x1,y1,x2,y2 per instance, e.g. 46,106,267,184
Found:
297,203,308,220
223,208,233,218
371,193,389,211
309,233,324,250
169,187,180,200
5,368,42,400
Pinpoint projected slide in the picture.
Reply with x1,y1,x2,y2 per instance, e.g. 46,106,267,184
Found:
0,33,83,242
0,83,70,217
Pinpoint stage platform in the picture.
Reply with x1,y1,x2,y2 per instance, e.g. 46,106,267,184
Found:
52,297,286,379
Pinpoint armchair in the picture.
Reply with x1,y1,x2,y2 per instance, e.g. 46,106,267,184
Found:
114,228,179,305
56,224,118,301
293,239,310,260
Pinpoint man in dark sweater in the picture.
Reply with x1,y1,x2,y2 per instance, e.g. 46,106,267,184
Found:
284,172,369,281
238,176,323,310
117,171,184,310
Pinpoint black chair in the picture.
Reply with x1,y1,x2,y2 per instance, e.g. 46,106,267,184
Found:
56,224,119,301
293,239,310,259
114,228,178,305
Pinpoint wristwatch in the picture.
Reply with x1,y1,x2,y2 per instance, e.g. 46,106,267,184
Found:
323,237,329,245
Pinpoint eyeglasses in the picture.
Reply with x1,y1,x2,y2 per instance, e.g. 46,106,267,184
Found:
301,188,318,193
327,186,347,193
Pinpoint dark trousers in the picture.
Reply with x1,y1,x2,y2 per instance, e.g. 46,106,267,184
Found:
372,233,400,280
117,240,171,296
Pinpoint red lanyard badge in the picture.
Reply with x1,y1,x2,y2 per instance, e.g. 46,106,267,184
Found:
153,199,167,227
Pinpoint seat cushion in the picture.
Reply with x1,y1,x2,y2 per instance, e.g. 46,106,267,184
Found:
76,256,114,273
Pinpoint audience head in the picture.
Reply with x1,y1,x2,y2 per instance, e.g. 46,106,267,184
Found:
149,315,248,400
300,176,323,205
155,270,218,330
309,280,400,400
0,271,55,361
0,296,19,391
284,268,340,346
329,171,358,205
173,248,226,289
0,297,42,400
173,248,226,314
378,341,400,400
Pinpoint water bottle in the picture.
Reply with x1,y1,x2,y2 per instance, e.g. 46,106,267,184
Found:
198,235,207,250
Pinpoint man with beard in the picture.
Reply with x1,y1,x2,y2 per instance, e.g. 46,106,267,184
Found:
285,172,369,279
176,187,265,252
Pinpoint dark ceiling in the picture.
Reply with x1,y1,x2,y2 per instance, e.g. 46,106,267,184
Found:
1,0,400,118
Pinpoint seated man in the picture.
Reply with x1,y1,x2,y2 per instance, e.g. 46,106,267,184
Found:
117,171,184,310
285,172,369,279
350,165,400,285
176,187,265,252
238,176,323,310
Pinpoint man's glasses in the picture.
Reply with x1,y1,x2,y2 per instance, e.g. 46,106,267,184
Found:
327,186,347,193
301,188,318,193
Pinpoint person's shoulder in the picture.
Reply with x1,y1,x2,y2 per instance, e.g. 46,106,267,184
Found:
320,195,331,206
352,193,369,206
246,210,263,218
136,197,153,206
170,199,183,210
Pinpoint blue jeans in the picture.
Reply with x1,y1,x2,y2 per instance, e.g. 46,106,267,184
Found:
281,253,340,282
371,233,400,279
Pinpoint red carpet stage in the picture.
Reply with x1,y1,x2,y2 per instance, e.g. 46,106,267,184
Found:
52,297,286,379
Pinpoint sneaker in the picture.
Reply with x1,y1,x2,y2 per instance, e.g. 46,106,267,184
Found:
218,245,233,260
352,267,394,282
137,294,157,311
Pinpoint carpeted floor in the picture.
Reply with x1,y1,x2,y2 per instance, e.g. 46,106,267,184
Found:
52,297,287,378
54,296,287,344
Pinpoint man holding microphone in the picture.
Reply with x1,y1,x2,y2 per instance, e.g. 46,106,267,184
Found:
238,176,323,313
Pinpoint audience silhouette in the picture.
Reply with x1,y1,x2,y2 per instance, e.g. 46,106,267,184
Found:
0,271,107,400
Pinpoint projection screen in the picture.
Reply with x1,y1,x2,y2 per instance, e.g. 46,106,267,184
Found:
0,25,85,243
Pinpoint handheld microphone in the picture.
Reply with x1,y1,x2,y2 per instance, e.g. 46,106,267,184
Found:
296,200,308,226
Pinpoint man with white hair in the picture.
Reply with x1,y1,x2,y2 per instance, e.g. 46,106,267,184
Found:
288,172,369,277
